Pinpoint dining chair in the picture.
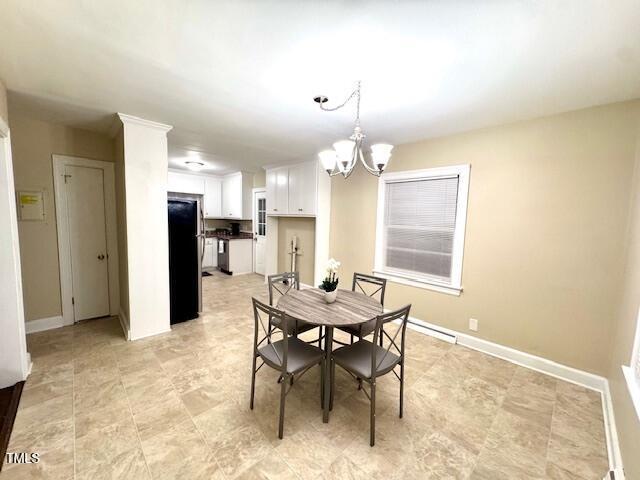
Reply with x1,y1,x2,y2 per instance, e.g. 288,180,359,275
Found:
330,304,411,446
268,272,322,347
250,297,325,439
335,273,387,346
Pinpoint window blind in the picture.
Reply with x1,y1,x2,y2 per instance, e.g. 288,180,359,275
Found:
384,176,459,283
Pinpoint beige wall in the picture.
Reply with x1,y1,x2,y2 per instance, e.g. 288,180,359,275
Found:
114,127,129,321
608,121,640,478
278,217,315,285
0,79,8,126
10,112,115,321
330,100,640,375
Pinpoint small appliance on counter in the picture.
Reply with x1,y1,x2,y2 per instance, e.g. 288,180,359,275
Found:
230,222,241,236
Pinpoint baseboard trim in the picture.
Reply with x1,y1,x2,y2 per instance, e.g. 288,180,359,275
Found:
404,314,622,475
456,332,607,392
118,309,130,341
24,316,65,334
129,327,171,342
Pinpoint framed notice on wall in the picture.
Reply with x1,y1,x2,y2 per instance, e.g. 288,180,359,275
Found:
17,190,45,221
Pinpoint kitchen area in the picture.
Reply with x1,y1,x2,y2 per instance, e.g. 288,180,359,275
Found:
166,160,332,324
167,169,257,324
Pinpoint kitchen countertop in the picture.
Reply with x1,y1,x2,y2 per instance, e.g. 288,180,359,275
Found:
206,231,253,240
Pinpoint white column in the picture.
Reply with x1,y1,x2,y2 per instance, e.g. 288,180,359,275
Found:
0,120,30,387
118,114,172,340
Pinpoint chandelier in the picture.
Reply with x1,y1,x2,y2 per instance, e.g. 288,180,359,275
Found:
314,81,393,178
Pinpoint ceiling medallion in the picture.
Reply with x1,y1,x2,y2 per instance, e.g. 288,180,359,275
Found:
314,81,393,178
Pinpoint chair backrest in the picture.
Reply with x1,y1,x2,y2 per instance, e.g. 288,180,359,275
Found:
371,304,411,380
252,297,289,374
352,273,387,307
268,272,300,306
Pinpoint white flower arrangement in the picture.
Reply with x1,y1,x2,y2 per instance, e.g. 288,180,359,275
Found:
319,258,341,292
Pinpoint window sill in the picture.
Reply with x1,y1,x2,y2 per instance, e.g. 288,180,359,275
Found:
622,365,640,422
372,270,462,296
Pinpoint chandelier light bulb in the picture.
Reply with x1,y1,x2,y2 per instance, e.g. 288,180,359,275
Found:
318,150,337,172
370,144,394,171
333,140,355,168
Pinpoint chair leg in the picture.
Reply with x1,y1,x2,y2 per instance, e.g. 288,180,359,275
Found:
399,361,405,419
350,334,354,344
330,358,335,411
320,360,324,408
370,381,376,447
318,326,323,349
278,373,287,439
250,353,257,410
379,326,384,348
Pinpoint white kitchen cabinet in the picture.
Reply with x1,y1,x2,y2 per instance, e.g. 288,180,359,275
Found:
203,237,216,268
266,161,318,216
222,172,253,219
266,166,289,214
228,239,253,274
168,171,205,195
204,177,222,218
288,162,317,215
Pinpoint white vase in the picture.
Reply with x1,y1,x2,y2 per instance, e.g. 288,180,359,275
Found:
324,290,337,304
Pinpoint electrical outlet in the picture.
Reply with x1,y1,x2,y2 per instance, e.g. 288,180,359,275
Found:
469,318,479,331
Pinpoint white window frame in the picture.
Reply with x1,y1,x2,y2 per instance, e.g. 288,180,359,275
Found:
622,307,640,421
374,164,470,296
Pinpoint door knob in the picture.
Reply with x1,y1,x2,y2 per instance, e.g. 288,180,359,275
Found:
97,254,105,260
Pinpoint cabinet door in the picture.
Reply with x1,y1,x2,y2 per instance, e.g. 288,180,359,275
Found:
204,177,221,218
168,172,205,195
266,167,288,214
288,162,317,215
222,174,242,218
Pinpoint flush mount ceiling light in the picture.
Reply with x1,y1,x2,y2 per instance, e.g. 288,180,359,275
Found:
185,160,205,171
314,81,393,178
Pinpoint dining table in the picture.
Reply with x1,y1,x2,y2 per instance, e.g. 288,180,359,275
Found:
277,287,383,422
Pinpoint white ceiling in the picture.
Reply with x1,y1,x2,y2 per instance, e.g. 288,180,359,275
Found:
1,1,639,174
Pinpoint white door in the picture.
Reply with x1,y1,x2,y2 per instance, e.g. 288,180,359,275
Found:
65,165,110,321
253,190,267,275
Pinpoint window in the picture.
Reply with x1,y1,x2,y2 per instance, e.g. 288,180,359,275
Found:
374,165,470,295
623,309,640,421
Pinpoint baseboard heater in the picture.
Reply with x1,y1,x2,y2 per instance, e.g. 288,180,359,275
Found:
389,313,457,344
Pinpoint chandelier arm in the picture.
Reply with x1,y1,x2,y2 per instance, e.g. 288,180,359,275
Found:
358,147,382,176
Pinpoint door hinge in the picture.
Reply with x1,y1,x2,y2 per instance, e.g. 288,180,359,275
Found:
72,297,75,305
63,174,72,184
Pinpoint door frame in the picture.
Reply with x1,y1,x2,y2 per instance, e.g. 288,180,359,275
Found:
252,187,266,275
52,155,120,326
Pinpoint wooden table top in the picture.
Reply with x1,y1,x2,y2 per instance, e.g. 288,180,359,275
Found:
277,288,382,327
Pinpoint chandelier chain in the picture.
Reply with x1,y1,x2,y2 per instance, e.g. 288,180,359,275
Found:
319,81,361,116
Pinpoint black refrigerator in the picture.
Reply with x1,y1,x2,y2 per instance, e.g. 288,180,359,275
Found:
168,199,203,324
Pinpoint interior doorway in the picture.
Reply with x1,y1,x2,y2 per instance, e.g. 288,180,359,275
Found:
253,188,266,275
52,155,119,325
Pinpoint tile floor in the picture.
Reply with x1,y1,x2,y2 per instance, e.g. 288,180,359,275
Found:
2,272,609,479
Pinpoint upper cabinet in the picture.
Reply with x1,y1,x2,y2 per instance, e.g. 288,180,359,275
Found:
168,170,250,219
222,172,253,219
266,167,289,214
168,171,205,195
204,177,221,218
288,162,317,215
265,161,318,216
